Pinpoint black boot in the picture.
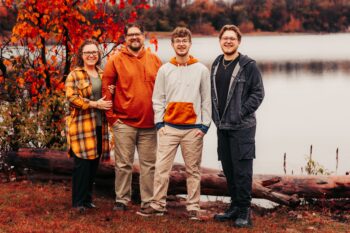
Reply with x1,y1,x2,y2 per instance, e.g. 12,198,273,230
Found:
234,207,252,228
214,206,240,222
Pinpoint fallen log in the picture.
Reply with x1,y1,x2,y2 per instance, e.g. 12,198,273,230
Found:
5,148,350,207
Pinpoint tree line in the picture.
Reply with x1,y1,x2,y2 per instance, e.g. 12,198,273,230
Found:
2,0,350,35
140,0,350,34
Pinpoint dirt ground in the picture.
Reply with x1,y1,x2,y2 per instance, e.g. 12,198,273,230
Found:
0,181,349,233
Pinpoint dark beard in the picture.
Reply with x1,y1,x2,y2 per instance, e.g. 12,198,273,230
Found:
224,48,237,56
128,44,142,52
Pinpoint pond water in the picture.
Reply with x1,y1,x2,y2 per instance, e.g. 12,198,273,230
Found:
147,34,350,175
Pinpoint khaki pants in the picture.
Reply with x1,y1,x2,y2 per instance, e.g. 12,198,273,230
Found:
112,122,157,208
150,125,203,211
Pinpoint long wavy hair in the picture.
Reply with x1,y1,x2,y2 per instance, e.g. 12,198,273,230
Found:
75,39,101,68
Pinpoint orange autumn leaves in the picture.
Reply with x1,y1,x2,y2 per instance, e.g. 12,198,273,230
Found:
5,0,148,100
0,0,152,150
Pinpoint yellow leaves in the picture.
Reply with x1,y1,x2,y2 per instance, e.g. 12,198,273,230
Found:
92,29,101,38
3,60,12,67
50,56,57,67
10,36,18,44
41,15,50,26
36,40,43,49
24,12,40,25
17,77,25,88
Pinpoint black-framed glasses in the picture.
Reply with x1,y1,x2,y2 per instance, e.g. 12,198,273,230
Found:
173,39,190,44
221,37,237,41
82,51,99,56
126,33,142,37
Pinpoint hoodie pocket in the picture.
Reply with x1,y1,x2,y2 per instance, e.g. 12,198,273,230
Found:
164,102,197,125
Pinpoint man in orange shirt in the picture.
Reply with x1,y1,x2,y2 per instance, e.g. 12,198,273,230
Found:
102,23,162,212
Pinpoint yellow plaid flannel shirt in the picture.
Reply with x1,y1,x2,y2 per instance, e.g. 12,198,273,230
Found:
65,67,109,160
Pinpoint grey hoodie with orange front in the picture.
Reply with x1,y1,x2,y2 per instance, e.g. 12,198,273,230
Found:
152,56,211,133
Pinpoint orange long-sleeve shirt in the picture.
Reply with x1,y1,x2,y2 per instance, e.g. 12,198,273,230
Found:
102,47,162,128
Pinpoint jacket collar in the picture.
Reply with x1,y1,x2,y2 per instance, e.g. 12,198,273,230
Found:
74,66,103,78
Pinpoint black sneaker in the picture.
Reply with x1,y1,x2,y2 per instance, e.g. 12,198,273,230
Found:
136,206,164,217
234,207,253,228
214,206,240,222
73,206,86,213
113,202,127,211
84,202,97,209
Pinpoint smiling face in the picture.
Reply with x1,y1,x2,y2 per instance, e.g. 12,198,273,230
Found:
172,36,191,57
125,26,145,52
81,44,100,68
219,30,240,56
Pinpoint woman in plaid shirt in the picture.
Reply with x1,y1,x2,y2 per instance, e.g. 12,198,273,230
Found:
65,39,112,212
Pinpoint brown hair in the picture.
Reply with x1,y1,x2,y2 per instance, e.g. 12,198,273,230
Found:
76,39,101,68
124,23,144,35
219,25,242,42
171,27,192,43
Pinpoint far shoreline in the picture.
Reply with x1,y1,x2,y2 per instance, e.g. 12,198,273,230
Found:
1,31,350,43
146,31,350,39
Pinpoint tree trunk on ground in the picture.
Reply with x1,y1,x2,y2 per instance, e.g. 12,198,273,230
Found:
5,148,350,207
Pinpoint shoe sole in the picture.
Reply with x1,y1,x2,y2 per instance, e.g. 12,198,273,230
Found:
214,216,235,222
136,211,164,217
233,222,253,228
113,208,127,211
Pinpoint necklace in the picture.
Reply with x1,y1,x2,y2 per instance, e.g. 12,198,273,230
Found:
222,58,235,70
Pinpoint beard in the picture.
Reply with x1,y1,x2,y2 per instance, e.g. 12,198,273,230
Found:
128,40,142,52
175,51,189,57
223,48,238,56
175,46,189,57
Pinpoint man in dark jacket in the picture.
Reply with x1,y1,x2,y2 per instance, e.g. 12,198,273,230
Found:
211,25,264,228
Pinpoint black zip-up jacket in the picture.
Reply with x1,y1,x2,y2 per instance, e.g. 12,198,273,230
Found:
211,54,264,130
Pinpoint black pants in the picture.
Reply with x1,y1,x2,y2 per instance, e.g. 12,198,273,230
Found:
71,126,102,207
217,126,256,208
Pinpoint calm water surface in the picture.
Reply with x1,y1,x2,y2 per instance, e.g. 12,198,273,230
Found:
147,34,350,175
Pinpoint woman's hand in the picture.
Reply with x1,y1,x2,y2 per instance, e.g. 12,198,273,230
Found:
108,85,116,94
90,96,112,110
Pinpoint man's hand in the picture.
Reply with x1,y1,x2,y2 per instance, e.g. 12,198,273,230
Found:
159,127,166,135
195,129,205,137
108,85,116,94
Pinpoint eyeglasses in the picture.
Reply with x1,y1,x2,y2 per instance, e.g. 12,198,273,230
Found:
82,51,99,56
173,39,190,44
126,33,142,37
221,37,237,41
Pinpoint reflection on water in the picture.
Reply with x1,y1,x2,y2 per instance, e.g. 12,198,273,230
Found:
259,61,350,74
151,33,350,65
175,69,350,175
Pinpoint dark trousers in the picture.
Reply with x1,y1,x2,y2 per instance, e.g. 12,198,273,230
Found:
72,126,102,207
217,126,256,208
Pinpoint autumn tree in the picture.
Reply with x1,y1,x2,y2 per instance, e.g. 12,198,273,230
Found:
0,0,149,151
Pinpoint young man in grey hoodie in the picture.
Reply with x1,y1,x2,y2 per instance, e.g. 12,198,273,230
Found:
137,27,211,220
